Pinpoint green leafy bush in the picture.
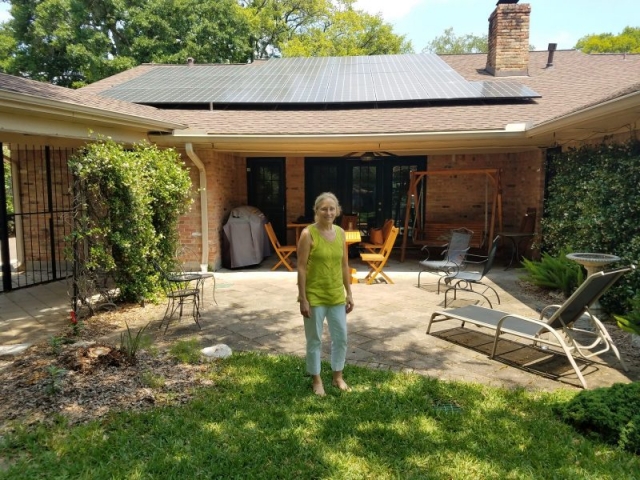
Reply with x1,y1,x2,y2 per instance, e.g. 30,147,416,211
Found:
543,139,640,312
555,382,640,454
521,249,584,297
67,137,192,302
614,291,640,335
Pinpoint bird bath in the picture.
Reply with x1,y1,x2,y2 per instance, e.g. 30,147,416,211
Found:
566,253,621,330
566,253,621,277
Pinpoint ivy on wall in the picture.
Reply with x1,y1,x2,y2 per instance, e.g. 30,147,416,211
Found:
68,138,193,303
543,138,640,312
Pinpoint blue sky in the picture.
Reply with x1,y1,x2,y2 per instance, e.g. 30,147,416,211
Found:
0,1,637,52
355,0,639,51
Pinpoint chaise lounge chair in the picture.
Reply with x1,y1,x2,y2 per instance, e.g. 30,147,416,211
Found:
427,265,635,388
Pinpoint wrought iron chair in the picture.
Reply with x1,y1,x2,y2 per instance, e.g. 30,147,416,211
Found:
153,261,202,334
442,235,501,308
417,227,473,291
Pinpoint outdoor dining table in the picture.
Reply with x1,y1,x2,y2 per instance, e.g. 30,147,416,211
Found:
498,232,535,270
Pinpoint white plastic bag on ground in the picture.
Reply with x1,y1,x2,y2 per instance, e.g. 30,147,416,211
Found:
201,344,232,360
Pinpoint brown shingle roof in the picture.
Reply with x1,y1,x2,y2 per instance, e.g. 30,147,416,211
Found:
0,72,184,128
143,50,640,135
4,50,639,136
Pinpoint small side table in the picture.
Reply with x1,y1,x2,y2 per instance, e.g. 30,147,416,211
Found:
499,232,535,269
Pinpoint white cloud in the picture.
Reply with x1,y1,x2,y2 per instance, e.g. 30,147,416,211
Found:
354,0,426,21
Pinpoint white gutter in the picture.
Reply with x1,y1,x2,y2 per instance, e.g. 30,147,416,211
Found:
185,143,209,272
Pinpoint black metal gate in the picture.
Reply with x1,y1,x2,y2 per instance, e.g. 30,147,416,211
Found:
0,143,75,292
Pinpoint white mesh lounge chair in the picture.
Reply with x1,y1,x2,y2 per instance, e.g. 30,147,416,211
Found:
427,265,635,388
417,227,473,291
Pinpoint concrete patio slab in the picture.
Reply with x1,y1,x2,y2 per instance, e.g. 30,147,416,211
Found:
1,251,638,392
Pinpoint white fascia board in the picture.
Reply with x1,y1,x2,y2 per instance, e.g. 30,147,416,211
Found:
526,90,640,137
168,128,527,145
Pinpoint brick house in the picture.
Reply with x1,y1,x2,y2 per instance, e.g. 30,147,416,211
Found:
0,1,639,289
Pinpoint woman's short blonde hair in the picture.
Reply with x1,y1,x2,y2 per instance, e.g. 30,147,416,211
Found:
313,192,342,221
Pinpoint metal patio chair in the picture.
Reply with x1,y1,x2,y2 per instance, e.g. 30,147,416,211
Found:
417,227,473,291
443,235,502,308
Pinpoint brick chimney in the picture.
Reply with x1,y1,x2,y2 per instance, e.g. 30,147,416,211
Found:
485,1,531,77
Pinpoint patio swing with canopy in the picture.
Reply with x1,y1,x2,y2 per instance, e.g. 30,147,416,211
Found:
400,168,503,262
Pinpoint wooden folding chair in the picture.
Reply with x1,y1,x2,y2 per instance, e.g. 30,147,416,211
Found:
361,219,394,254
264,222,296,271
359,226,399,284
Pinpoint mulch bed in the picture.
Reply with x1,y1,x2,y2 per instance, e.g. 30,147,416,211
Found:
0,312,214,435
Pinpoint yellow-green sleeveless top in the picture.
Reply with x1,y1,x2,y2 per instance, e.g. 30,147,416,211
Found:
306,224,345,306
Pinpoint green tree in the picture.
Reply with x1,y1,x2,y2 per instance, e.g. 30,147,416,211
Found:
242,0,411,58
575,26,640,53
281,5,412,57
3,0,253,86
422,27,488,54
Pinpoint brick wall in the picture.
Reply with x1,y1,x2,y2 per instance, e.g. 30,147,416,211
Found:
176,148,246,270
486,3,531,77
427,150,544,236
285,156,305,244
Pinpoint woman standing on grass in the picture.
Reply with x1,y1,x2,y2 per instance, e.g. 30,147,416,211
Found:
297,192,354,396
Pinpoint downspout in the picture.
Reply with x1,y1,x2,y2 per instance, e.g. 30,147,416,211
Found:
185,143,209,272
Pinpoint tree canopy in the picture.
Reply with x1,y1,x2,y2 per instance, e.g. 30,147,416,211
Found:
1,0,253,87
0,0,412,87
575,26,640,54
422,28,488,54
280,2,412,57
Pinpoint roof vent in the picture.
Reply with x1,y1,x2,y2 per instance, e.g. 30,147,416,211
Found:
187,57,194,66
546,43,557,68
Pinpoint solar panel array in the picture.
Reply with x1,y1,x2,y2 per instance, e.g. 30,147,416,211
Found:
102,54,540,105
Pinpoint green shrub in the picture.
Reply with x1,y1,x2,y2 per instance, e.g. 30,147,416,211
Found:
614,291,640,335
555,382,640,454
67,137,193,303
543,139,640,312
521,249,584,297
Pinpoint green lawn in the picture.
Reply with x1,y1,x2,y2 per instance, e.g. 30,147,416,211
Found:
1,352,638,479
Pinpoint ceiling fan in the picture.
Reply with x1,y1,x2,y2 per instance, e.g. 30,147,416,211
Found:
344,151,394,161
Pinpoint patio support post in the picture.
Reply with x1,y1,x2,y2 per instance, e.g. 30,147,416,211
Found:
185,143,209,272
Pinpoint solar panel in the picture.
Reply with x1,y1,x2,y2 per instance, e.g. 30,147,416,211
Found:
101,54,541,105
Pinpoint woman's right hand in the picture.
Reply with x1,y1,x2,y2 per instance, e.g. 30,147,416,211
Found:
299,298,310,318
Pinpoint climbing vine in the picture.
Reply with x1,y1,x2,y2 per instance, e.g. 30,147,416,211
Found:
67,137,193,304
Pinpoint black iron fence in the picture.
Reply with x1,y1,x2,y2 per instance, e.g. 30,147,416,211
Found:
1,143,75,292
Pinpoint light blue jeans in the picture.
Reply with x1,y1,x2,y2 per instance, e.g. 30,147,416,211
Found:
304,304,348,376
